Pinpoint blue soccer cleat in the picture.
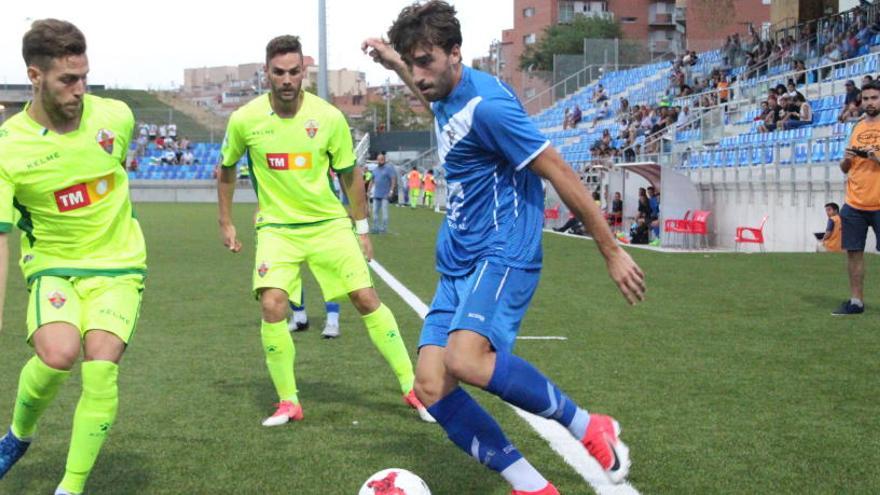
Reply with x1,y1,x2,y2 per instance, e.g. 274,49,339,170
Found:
0,428,30,479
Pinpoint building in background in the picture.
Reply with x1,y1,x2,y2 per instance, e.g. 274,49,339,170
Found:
181,57,366,115
497,0,770,101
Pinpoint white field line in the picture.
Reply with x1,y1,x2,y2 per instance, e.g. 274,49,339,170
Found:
368,259,641,495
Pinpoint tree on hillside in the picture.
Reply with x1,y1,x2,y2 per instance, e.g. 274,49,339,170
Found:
519,15,623,72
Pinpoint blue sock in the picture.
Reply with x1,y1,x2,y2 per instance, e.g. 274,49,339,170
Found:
325,302,340,313
427,387,523,473
487,351,590,439
290,287,306,312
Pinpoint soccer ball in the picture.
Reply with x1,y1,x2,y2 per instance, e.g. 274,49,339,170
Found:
358,468,431,495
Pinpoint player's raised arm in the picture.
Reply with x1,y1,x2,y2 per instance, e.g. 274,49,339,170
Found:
530,147,646,305
362,37,433,114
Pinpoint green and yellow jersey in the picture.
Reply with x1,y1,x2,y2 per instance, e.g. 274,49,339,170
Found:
0,94,146,284
220,92,356,229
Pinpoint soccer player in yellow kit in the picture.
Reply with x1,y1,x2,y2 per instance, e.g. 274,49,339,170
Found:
0,20,147,495
217,35,432,426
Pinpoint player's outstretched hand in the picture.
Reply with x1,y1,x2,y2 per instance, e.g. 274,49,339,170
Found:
359,234,374,261
220,223,242,253
362,37,403,71
606,248,645,305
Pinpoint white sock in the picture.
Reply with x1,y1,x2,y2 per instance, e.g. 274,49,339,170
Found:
500,458,548,492
326,311,339,327
293,310,308,324
851,298,864,307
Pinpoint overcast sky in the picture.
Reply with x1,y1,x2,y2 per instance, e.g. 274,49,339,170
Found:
0,0,513,89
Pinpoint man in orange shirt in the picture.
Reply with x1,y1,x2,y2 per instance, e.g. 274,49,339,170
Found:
822,202,843,252
406,166,422,208
835,82,880,315
423,169,436,208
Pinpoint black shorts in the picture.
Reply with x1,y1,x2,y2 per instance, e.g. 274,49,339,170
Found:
841,203,880,251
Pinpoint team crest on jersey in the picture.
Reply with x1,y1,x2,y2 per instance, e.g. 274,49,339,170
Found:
48,290,67,309
258,261,270,278
305,119,319,139
96,129,115,154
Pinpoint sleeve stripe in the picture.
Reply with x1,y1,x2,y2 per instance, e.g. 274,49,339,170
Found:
0,222,13,233
515,140,550,171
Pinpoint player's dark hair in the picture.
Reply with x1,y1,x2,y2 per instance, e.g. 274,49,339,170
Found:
388,1,462,58
825,202,840,212
266,35,303,64
22,19,86,70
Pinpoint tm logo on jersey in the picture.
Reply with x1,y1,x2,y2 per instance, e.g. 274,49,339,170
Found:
54,173,115,212
266,152,312,171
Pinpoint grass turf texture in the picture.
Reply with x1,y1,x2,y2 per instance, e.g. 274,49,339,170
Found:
0,204,877,494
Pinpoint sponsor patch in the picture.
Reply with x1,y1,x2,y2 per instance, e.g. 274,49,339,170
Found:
54,173,115,212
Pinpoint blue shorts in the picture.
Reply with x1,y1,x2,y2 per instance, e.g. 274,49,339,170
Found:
419,261,540,353
841,203,880,251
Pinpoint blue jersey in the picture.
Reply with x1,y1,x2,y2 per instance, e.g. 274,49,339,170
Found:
432,66,549,276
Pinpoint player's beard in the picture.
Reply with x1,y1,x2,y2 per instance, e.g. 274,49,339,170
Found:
40,80,82,125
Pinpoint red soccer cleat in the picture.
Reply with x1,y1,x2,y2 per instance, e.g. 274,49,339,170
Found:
403,389,436,423
581,414,631,483
512,482,560,495
261,400,304,427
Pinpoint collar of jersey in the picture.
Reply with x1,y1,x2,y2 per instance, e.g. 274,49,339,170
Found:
22,95,92,137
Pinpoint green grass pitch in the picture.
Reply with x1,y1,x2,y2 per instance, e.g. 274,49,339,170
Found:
0,204,877,494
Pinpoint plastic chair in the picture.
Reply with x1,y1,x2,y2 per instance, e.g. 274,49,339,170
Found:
735,215,768,252
687,210,712,249
663,210,691,247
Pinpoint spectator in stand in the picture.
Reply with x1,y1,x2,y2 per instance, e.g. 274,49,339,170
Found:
676,105,690,129
161,148,177,165
717,77,731,104
148,123,158,141
823,202,843,252
785,80,804,101
182,149,195,165
793,60,808,85
155,135,166,149
570,104,582,128
158,124,167,140
138,123,148,141
783,94,813,130
839,80,863,122
178,136,191,151
168,123,177,140
593,84,608,103
862,74,874,89
619,97,629,117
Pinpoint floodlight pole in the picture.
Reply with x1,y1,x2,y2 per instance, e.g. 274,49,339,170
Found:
318,0,329,101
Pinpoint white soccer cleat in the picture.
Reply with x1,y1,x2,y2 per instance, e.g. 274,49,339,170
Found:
321,322,340,339
261,401,304,427
403,390,436,423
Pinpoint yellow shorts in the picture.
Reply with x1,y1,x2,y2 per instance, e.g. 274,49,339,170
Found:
27,274,145,344
253,218,373,305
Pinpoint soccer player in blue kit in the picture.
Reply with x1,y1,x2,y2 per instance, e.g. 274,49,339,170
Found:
364,2,646,494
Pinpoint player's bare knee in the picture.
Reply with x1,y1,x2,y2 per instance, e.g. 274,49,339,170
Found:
442,351,479,383
259,290,289,322
349,288,380,315
37,344,79,371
